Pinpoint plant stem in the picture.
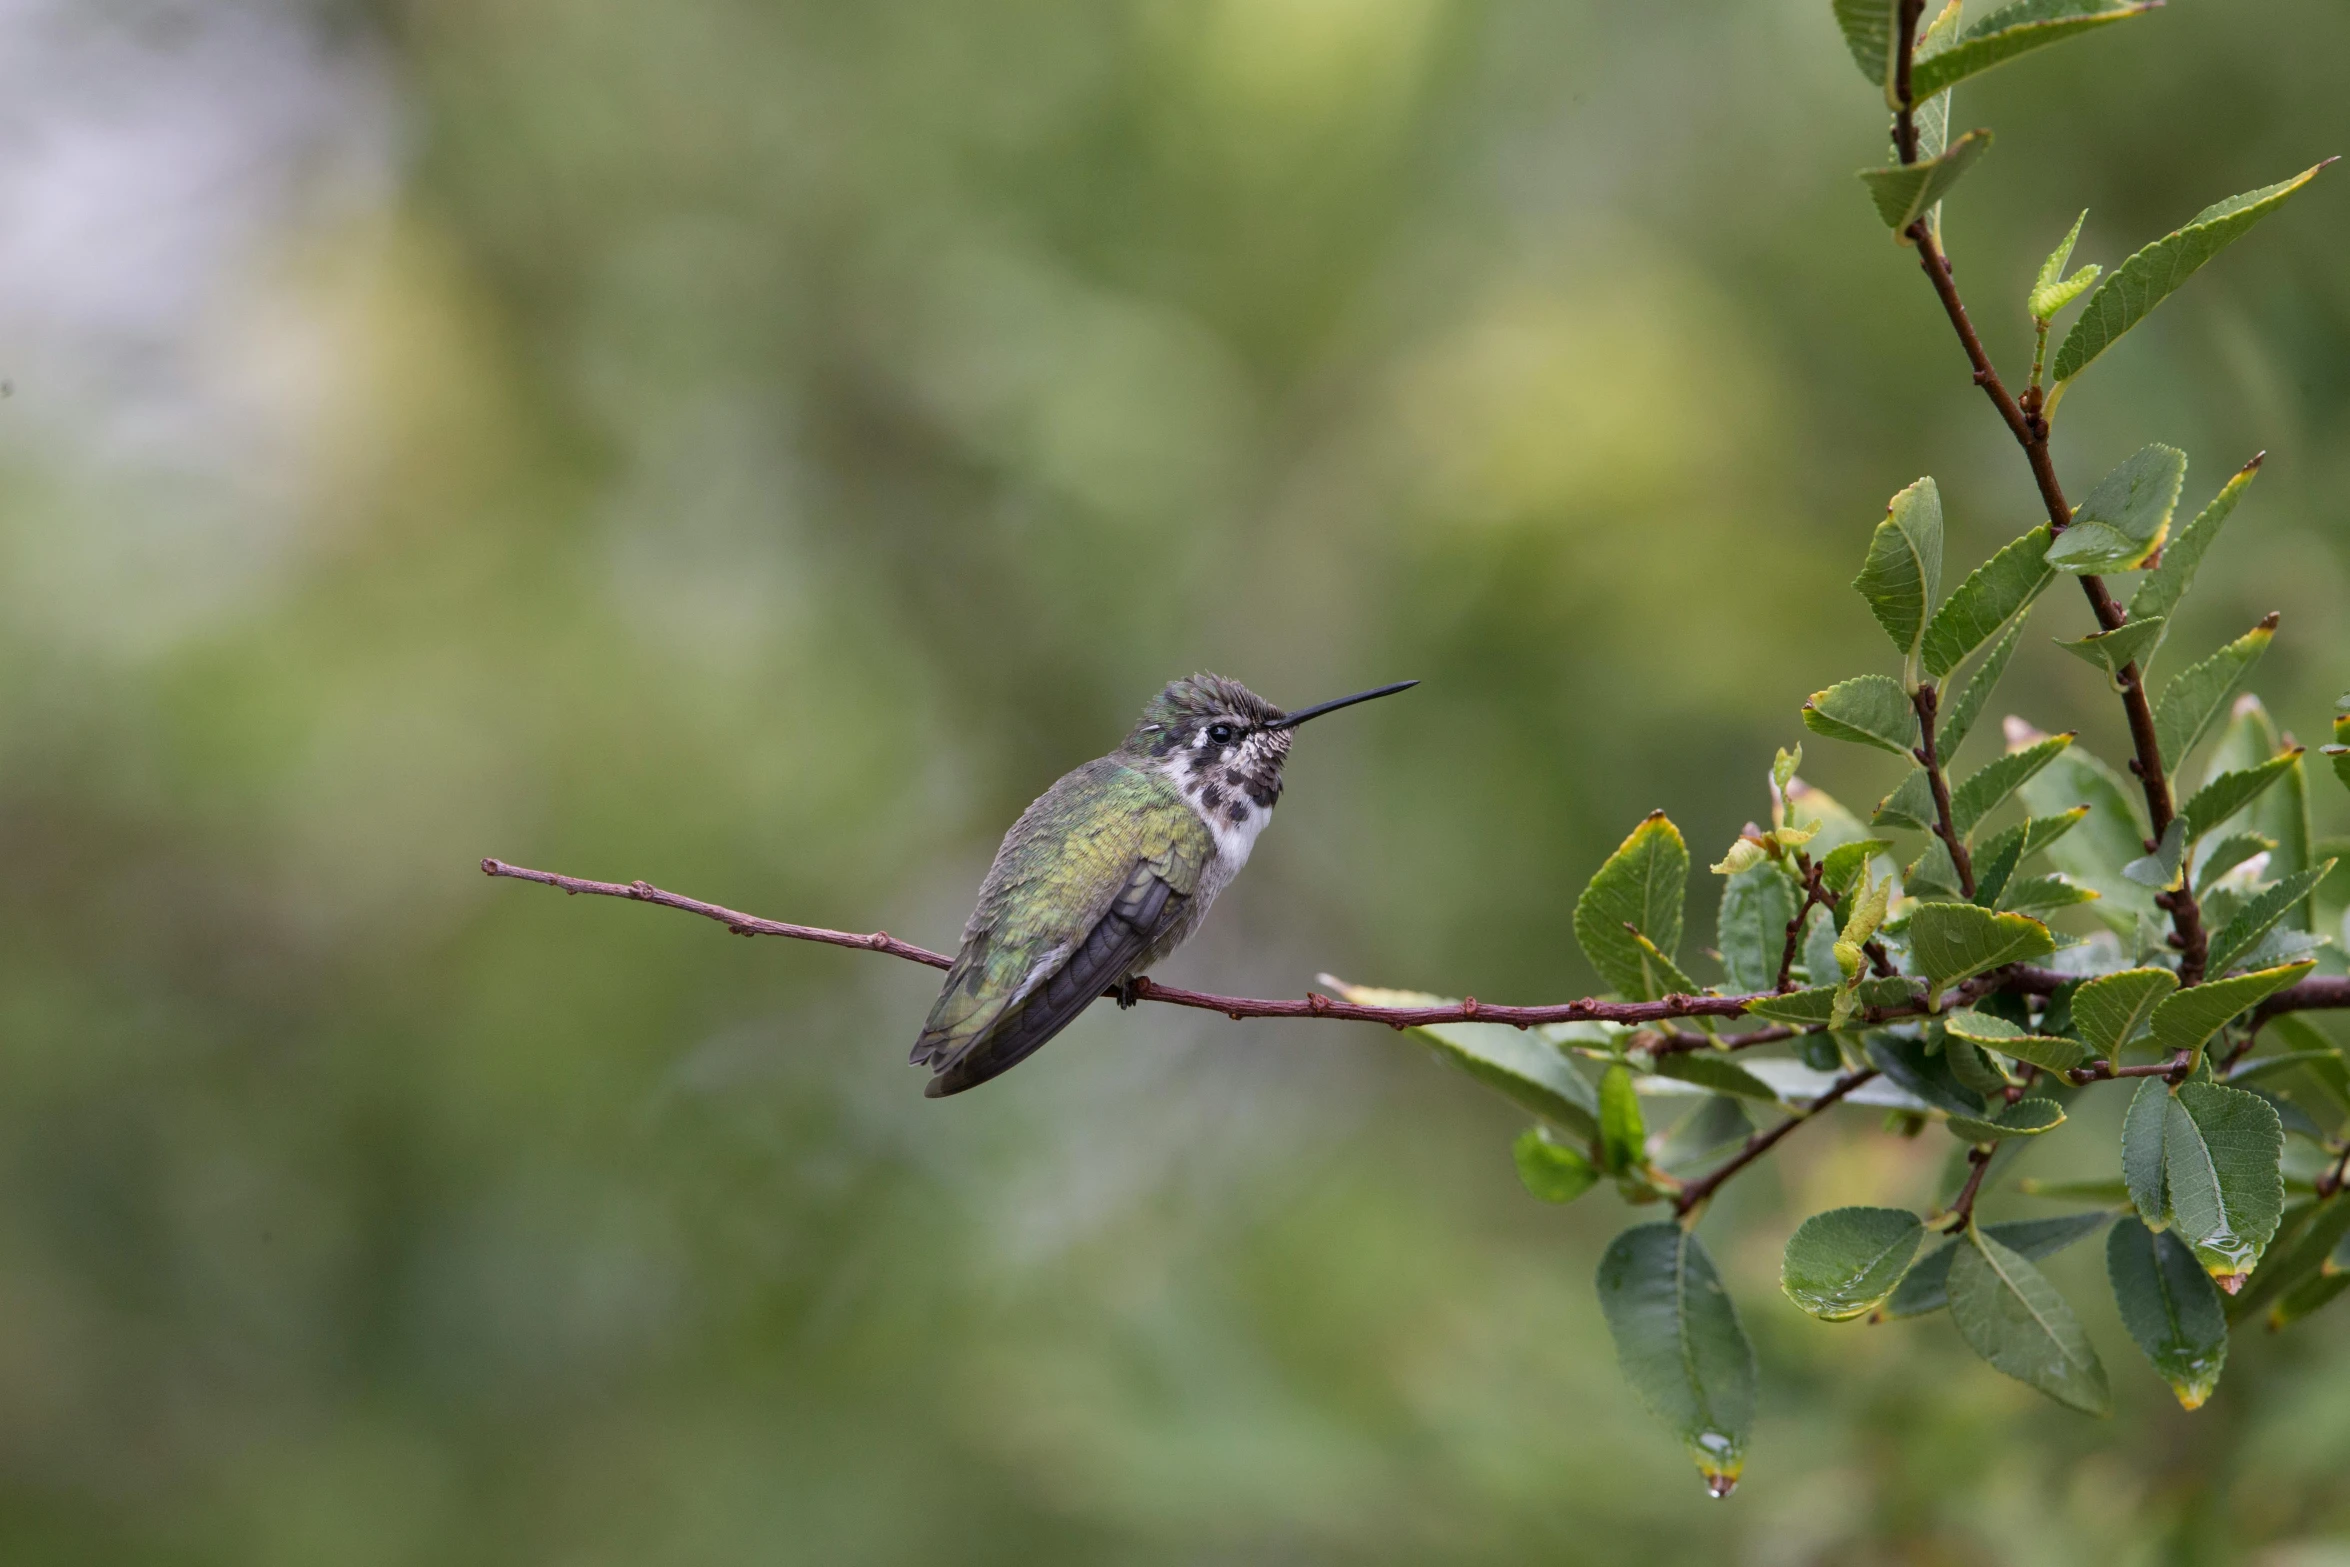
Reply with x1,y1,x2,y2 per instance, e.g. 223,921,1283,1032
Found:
1674,1069,1880,1219
1897,198,2213,983
1942,1145,1994,1230
481,860,2350,1027
1910,682,1976,897
1776,859,1829,992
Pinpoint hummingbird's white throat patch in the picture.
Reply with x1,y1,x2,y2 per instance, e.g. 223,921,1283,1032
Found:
1162,726,1286,877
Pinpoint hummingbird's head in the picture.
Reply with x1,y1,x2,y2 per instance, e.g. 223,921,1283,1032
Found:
1121,673,1417,834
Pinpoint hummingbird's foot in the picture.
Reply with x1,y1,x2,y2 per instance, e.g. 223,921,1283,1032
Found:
1115,976,1148,1009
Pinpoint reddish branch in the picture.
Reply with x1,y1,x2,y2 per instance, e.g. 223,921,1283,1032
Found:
1942,1145,1995,1230
1910,683,1976,898
482,860,2350,1031
1674,1069,1881,1217
1891,47,2213,984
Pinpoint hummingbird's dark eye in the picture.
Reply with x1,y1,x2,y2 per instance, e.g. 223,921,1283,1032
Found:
1207,723,1236,745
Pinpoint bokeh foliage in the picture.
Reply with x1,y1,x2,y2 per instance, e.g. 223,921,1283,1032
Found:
3,0,2350,1561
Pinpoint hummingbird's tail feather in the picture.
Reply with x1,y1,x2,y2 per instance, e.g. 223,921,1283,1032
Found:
919,872,1187,1096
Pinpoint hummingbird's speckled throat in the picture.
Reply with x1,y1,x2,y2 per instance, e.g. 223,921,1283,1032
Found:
909,672,1417,1097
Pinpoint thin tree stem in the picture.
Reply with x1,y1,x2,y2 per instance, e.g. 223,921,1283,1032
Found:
1911,683,1975,897
1898,216,2214,982
482,860,2350,1029
1675,1069,1880,1218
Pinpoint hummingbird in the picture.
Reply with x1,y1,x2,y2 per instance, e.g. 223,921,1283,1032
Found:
912,673,1418,1097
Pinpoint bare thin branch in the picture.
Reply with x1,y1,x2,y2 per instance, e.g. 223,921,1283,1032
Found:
1674,1069,1880,1218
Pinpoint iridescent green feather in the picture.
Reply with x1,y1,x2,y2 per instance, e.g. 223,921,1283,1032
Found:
916,758,1212,1061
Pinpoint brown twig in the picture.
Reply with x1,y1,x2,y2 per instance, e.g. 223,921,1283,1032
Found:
1899,204,2213,983
1674,1069,1880,1218
1911,683,1976,898
1891,0,1926,163
484,861,2350,1034
1775,858,1830,993
1942,1145,1994,1230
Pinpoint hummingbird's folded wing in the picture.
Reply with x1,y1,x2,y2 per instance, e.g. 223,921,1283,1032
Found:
919,862,1190,1097
915,763,1211,1096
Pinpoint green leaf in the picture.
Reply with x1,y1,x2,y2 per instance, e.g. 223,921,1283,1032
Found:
1783,1207,1925,1321
2127,454,2262,676
1574,812,1691,1001
2028,208,2100,319
1325,980,1603,1136
2107,1216,2229,1410
2123,1076,2172,1228
1859,130,1993,234
1883,1212,2110,1318
2195,832,2277,896
1830,0,1902,92
1948,1096,2068,1142
1909,0,1963,174
2000,875,2100,918
1629,929,1708,1003
2183,751,2302,843
2153,620,2276,776
1716,864,1802,995
1651,1051,1780,1102
2148,961,2317,1066
1600,1063,1646,1175
2123,819,2187,891
1871,769,1939,833
1742,976,1918,1026
1922,530,2053,682
1709,836,1770,877
1515,1126,1600,1204
2071,967,2179,1057
1939,623,2026,758
2207,865,2335,979
2162,1081,2287,1286
1943,1007,2090,1071
1820,838,1893,898
1906,839,1965,902
1803,675,1918,756
2043,444,2187,575
1973,809,2088,881
2056,617,2165,682
1911,0,2161,103
1596,1224,1756,1495
1953,732,2073,838
2052,165,2332,391
1972,831,2025,908
1944,1032,2015,1097
1906,902,2057,994
2203,700,2314,931
1773,745,1803,799
1853,478,1944,675
1867,1035,1988,1120
2017,731,2153,932
1949,1225,2112,1414
2332,714,2350,791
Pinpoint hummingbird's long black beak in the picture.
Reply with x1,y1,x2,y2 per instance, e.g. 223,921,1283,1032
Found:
1266,680,1419,730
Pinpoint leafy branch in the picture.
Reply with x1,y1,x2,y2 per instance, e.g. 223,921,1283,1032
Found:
490,0,2350,1500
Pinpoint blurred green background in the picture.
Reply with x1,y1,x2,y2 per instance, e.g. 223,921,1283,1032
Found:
4,0,2349,1561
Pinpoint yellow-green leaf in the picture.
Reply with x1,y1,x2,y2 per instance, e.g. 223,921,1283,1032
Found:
2044,443,2186,575
1912,0,2161,104
2053,165,2332,390
1573,812,1690,1001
